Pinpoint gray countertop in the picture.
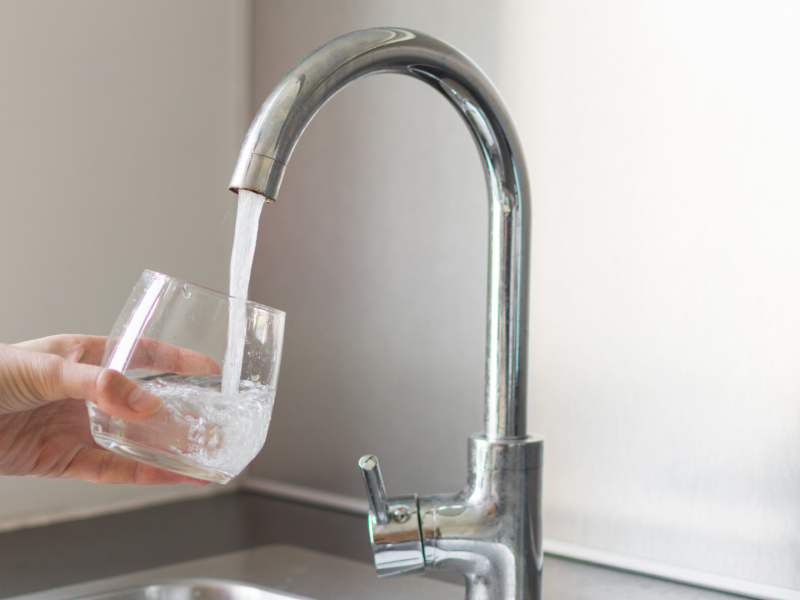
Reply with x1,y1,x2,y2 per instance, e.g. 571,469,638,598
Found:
3,545,464,600
0,491,742,600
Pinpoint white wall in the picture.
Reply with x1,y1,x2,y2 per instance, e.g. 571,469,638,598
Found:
0,0,250,529
248,0,800,589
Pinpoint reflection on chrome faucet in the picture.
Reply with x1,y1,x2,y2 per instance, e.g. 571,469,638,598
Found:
229,28,543,600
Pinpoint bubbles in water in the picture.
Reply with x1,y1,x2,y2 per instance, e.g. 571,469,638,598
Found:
89,374,275,481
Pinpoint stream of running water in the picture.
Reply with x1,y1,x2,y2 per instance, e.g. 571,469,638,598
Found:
221,190,265,396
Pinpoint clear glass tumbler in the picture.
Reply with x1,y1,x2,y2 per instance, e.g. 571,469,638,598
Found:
87,270,285,483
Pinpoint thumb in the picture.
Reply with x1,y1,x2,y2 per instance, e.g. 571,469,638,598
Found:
0,344,162,418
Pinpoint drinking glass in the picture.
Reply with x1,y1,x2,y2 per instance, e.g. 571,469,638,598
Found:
87,270,285,483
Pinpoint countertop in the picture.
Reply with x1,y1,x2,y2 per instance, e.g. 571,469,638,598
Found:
0,491,742,600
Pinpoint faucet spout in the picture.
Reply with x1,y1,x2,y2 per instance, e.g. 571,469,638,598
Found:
230,27,530,441
232,28,542,600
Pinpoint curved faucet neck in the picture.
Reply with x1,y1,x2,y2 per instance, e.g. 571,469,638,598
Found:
230,27,530,440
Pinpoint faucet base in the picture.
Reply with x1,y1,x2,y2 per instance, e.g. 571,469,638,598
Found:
419,435,543,600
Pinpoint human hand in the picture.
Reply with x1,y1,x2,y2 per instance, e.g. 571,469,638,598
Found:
0,334,216,485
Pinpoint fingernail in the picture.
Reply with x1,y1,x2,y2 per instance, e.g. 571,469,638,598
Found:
127,387,162,413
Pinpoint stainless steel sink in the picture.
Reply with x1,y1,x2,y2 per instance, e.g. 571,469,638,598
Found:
7,546,462,600
69,581,309,600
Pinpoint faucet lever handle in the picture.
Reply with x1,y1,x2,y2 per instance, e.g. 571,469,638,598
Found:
358,454,390,525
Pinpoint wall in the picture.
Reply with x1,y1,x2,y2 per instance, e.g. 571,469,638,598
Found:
0,0,250,530
248,0,800,590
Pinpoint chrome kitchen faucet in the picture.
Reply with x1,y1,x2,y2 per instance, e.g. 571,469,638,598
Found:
229,28,543,600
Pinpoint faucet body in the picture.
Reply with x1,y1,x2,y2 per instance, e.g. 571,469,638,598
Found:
231,28,543,600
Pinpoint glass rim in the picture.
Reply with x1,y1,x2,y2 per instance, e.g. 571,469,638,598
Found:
142,269,285,318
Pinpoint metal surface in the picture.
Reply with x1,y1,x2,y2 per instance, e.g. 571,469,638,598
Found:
358,455,390,525
53,582,301,600
360,436,543,600
357,436,543,598
359,457,425,575
368,493,425,577
230,27,530,442
418,436,543,595
231,27,542,600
